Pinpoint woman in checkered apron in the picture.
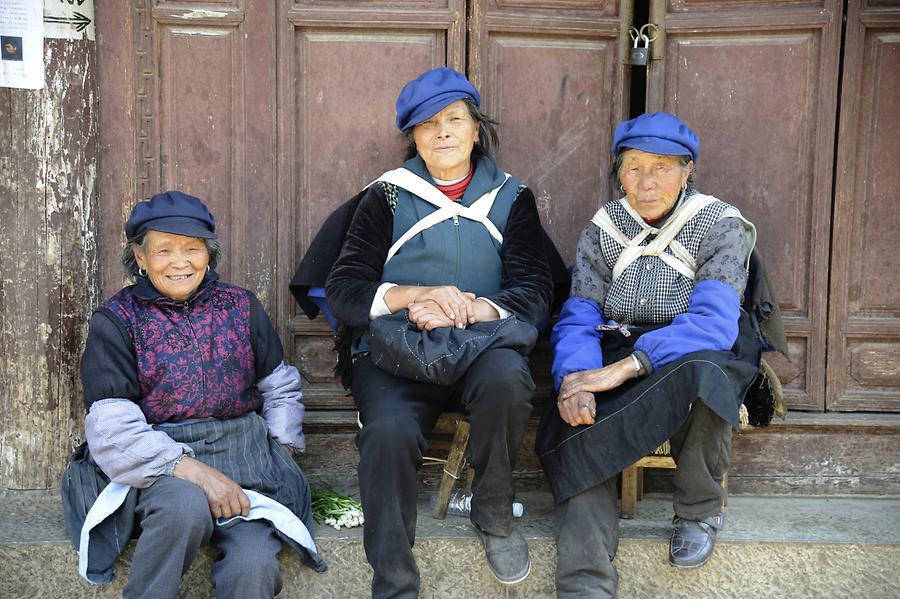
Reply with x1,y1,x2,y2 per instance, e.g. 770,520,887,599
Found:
537,112,761,597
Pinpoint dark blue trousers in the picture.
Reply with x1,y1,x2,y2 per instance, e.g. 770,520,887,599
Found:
352,348,534,599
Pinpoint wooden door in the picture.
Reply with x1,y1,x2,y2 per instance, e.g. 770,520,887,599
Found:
645,0,843,410
827,0,900,411
98,2,279,318
468,0,629,266
277,0,466,408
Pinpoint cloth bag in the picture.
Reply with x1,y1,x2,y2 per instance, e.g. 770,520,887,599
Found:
367,310,538,385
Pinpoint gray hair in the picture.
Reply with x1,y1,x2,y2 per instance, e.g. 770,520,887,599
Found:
121,230,222,280
610,151,695,196
403,99,500,162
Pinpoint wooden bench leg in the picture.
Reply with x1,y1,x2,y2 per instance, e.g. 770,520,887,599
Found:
722,470,729,508
432,420,470,519
620,465,638,519
636,466,644,501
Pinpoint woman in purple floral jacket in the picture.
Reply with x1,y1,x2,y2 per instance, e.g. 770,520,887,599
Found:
62,191,324,599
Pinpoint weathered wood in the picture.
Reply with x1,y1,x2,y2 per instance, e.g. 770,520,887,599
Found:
827,0,900,411
431,416,470,519
0,39,99,489
621,454,676,518
620,465,638,519
646,0,843,410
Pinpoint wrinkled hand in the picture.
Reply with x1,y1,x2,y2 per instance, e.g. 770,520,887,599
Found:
412,286,476,328
557,390,597,427
408,299,455,331
558,357,637,401
173,456,250,519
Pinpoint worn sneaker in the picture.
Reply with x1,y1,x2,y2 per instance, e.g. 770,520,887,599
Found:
668,512,724,569
478,527,531,585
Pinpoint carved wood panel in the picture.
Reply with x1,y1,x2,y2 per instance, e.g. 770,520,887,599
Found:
827,0,900,411
646,0,842,410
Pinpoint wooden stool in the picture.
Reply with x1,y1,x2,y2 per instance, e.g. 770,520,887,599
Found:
429,412,472,519
619,440,729,519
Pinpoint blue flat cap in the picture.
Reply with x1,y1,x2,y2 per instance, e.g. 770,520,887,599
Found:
613,112,700,161
395,67,480,131
125,191,217,239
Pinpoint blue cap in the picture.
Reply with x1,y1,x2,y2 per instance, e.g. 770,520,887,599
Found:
395,67,480,131
613,112,700,161
125,191,217,239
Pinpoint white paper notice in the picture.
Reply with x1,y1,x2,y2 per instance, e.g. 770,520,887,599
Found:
0,0,43,89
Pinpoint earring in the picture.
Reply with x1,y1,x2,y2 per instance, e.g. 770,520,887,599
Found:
619,183,625,194
138,268,147,277
206,265,210,273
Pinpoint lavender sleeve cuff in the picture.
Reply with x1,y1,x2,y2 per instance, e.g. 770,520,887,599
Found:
85,398,194,488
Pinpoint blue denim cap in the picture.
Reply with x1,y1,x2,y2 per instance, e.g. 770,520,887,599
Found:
613,112,700,161
125,191,217,239
395,67,480,131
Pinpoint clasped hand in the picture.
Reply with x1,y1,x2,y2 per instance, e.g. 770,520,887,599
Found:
406,285,498,331
556,357,637,427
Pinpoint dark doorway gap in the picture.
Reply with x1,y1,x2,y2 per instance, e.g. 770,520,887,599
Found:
629,0,650,117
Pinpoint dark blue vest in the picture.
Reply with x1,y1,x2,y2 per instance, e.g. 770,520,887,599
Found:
380,155,521,297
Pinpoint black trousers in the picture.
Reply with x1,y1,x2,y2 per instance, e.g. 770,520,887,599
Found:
555,400,732,598
351,348,535,599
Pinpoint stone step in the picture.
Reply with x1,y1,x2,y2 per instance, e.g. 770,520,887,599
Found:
2,490,898,598
299,410,900,497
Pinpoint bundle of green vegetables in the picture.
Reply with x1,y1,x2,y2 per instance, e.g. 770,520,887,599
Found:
311,489,364,529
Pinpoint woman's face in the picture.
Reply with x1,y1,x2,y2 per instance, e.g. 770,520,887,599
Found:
618,149,692,222
133,230,210,301
412,100,479,181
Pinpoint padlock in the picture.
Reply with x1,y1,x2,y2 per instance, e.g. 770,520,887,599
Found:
630,34,649,66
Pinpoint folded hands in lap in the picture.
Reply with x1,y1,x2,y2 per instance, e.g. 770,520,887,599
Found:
405,285,500,331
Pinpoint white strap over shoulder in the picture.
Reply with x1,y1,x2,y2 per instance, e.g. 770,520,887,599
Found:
369,168,509,263
590,194,732,281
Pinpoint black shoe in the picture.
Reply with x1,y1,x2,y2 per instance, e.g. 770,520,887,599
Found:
478,527,531,585
668,512,724,569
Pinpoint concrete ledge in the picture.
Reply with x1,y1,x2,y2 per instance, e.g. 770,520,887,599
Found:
3,490,899,598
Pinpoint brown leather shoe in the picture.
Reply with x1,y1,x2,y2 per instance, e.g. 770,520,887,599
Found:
668,512,724,569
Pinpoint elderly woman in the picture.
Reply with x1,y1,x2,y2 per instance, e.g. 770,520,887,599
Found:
62,191,324,598
537,113,761,597
325,67,552,597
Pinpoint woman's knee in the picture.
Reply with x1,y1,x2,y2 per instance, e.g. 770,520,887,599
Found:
467,349,534,395
358,416,426,458
463,350,535,415
212,526,283,598
140,477,214,537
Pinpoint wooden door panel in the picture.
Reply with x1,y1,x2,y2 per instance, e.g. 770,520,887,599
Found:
828,1,900,410
468,0,626,404
646,0,842,410
99,2,278,313
278,1,465,408
469,0,627,267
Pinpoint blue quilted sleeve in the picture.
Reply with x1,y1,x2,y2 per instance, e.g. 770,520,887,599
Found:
633,279,740,370
551,296,607,392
